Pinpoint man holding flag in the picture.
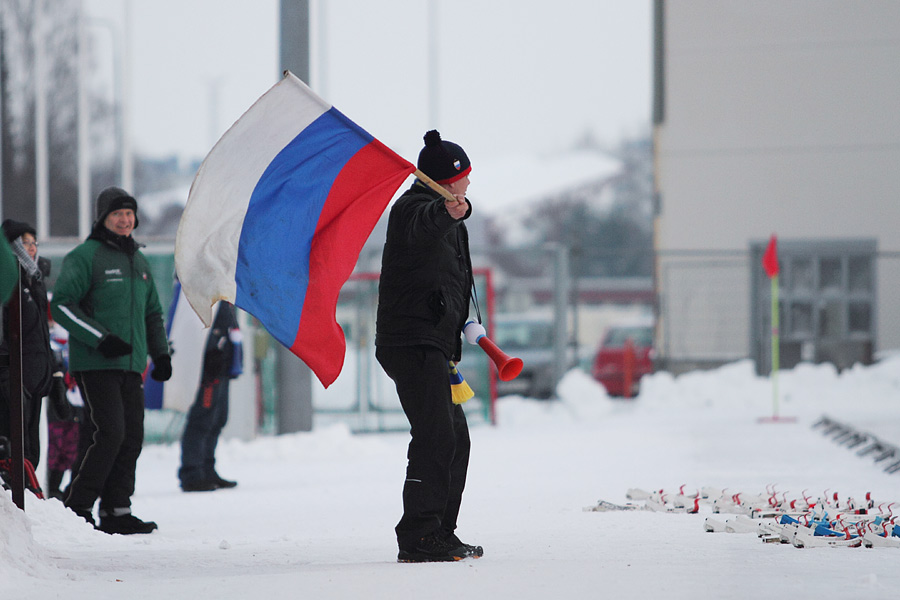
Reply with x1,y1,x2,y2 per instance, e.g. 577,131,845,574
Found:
375,130,482,563
174,75,481,560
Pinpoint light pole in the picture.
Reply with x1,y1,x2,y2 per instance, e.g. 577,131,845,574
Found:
34,0,49,239
78,9,130,238
77,0,90,238
427,0,439,127
121,0,133,193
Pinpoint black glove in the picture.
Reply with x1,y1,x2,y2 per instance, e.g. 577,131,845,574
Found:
151,354,172,382
97,334,133,358
49,374,72,421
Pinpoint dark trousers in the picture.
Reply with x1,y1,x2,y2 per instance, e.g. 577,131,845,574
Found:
376,345,471,548
178,379,229,485
66,370,145,513
0,364,45,469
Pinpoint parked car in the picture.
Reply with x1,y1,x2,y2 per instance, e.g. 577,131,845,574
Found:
592,323,655,397
491,314,576,399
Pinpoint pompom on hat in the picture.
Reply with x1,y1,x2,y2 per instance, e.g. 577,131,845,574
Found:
416,130,471,185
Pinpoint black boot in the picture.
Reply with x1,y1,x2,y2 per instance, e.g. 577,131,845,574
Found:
47,469,65,500
212,472,237,489
444,531,484,558
398,532,468,563
98,510,158,535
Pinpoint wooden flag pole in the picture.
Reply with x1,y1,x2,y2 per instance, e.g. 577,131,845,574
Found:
413,169,458,203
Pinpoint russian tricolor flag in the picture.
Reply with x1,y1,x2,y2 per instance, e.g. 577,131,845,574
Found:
175,71,415,388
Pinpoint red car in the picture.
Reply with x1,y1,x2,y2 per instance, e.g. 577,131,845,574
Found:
592,324,655,397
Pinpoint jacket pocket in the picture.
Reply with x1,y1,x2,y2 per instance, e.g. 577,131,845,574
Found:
427,290,446,326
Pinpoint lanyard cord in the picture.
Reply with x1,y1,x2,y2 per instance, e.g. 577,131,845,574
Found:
470,283,483,324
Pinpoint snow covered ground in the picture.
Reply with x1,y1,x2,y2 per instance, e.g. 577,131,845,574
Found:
4,356,900,599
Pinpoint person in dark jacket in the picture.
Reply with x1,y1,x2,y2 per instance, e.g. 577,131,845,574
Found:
51,187,171,535
0,219,52,471
375,130,482,563
178,301,242,492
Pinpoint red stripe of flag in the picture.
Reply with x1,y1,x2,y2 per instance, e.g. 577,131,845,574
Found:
290,139,414,387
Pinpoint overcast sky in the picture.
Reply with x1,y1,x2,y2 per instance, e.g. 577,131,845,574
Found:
85,0,652,166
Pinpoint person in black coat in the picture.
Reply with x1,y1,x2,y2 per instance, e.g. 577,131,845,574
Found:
178,302,242,492
375,130,482,563
0,219,52,471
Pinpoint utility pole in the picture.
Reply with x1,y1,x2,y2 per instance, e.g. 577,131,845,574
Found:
550,243,570,397
34,1,49,238
77,0,91,238
427,0,439,127
121,0,134,192
276,0,313,433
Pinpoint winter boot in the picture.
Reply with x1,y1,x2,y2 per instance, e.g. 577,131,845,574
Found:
444,531,484,558
46,469,65,500
212,472,237,489
181,479,218,492
98,509,158,535
398,532,468,563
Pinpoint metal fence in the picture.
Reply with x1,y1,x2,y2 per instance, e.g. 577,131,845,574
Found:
308,270,497,433
657,250,900,375
657,252,750,373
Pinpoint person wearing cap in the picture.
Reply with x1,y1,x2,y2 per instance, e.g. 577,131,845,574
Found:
375,130,482,562
0,219,52,471
51,187,171,535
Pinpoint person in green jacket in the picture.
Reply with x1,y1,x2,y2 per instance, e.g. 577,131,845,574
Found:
51,187,171,535
0,235,15,304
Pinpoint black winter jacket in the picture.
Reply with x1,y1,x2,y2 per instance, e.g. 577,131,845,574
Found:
375,181,473,361
201,302,239,385
0,266,52,398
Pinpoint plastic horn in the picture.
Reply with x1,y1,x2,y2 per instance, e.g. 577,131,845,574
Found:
463,321,524,382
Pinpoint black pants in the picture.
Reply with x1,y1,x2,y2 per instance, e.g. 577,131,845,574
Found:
178,378,230,485
0,361,46,469
376,345,471,549
66,370,145,513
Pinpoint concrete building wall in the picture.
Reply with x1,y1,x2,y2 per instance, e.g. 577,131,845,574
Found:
654,0,900,366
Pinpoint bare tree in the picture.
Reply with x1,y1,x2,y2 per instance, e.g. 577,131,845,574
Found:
486,130,655,278
1,0,81,236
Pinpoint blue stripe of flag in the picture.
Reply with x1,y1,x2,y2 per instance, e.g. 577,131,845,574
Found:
234,107,373,348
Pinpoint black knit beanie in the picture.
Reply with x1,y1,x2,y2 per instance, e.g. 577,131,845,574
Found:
2,219,36,243
416,130,471,184
94,186,139,229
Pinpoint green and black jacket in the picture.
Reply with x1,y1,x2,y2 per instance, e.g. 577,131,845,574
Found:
51,227,168,374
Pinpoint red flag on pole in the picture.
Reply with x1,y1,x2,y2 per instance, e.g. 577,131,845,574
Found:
762,234,779,278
